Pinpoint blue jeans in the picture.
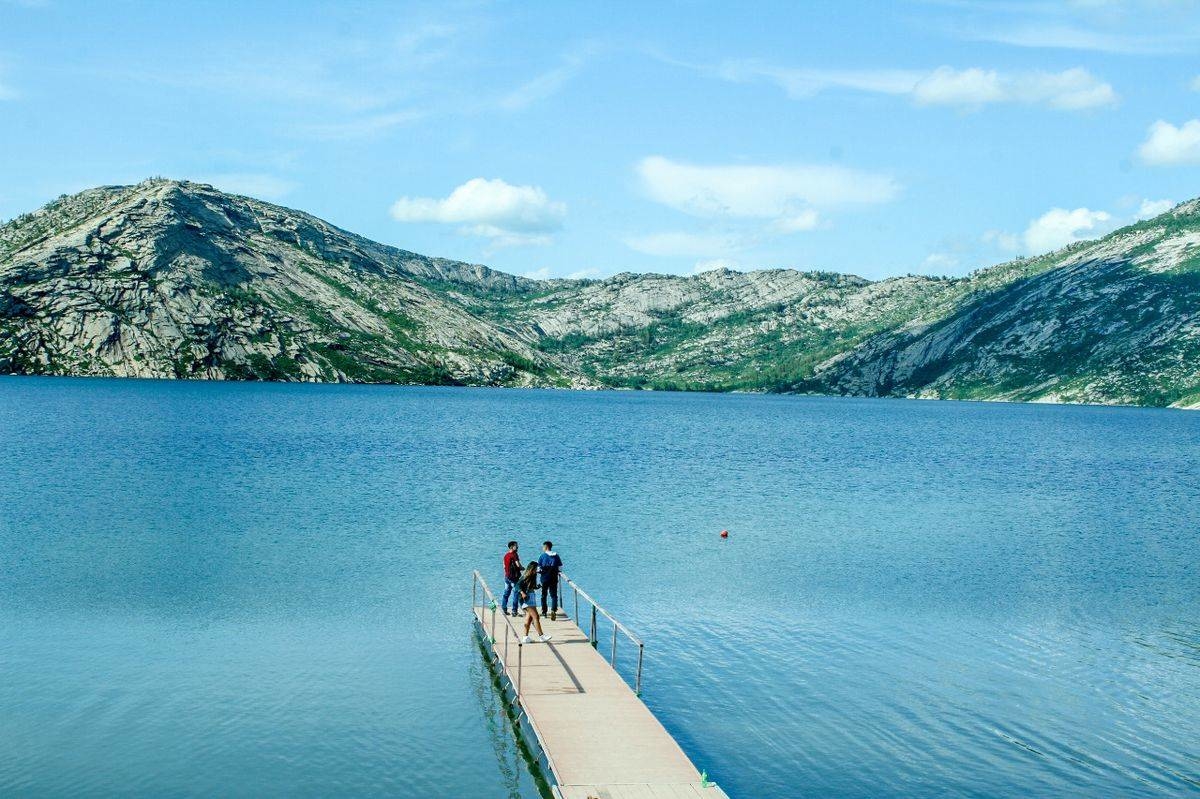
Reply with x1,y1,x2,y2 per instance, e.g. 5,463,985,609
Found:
502,578,521,614
540,578,559,615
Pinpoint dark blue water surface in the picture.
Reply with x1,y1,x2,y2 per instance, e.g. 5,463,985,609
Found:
1,378,1198,798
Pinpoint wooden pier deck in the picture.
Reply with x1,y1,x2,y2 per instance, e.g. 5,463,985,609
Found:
472,573,729,799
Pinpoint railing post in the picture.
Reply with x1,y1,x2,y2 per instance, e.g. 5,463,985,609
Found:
477,572,645,701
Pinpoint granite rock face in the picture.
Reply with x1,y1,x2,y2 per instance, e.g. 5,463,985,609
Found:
0,180,571,386
804,208,1200,408
2,179,1198,407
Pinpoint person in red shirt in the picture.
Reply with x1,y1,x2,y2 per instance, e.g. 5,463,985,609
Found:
501,541,522,617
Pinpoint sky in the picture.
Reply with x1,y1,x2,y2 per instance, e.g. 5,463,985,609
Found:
1,0,1199,281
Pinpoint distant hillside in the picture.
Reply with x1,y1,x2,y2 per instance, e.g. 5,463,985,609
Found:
2,179,1198,408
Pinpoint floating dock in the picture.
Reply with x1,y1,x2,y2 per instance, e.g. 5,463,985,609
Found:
471,571,729,799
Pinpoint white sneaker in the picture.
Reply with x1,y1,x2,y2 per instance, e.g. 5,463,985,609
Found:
521,635,532,644
539,634,553,643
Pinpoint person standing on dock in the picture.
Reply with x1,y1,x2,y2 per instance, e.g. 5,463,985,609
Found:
501,541,522,617
538,541,563,621
518,562,552,643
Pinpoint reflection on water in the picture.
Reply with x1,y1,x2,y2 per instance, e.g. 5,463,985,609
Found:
1,378,1198,798
469,631,552,799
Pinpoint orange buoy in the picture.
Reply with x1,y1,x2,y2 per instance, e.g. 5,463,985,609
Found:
720,529,729,538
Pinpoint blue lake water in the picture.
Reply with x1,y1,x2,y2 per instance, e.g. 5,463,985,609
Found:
1,377,1198,798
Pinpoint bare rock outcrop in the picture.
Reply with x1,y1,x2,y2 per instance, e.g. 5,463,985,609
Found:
3,178,1198,407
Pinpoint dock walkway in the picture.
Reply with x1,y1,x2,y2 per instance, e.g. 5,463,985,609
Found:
471,571,729,799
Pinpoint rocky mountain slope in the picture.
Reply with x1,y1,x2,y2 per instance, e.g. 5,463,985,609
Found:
807,211,1200,408
2,179,1198,407
0,179,567,386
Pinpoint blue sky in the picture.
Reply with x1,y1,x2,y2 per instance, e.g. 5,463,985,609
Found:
2,0,1199,280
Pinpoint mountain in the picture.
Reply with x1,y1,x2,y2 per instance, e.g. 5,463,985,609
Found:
2,178,1198,408
0,179,565,386
807,213,1200,408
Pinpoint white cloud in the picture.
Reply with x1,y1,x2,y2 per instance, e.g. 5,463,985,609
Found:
965,25,1186,55
521,266,600,281
983,229,1022,253
1023,207,1113,253
1137,198,1175,219
389,23,461,71
202,25,457,113
771,208,821,233
921,252,960,271
943,0,1200,56
498,45,600,111
718,62,1117,110
391,178,566,247
1062,1,1198,14
111,23,464,142
301,109,427,140
636,156,898,226
984,197,1173,259
913,67,1116,110
1137,119,1200,165
624,231,745,258
194,173,296,200
153,61,387,114
717,62,921,98
693,258,740,273
629,157,891,262
499,64,579,111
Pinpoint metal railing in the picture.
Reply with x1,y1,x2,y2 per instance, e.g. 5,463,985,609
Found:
472,569,647,696
471,569,647,788
471,570,527,699
471,570,563,784
559,572,645,696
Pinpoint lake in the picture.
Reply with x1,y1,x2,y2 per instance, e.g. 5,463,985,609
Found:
1,378,1198,798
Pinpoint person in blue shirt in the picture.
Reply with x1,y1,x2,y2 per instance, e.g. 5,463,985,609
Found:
537,540,564,621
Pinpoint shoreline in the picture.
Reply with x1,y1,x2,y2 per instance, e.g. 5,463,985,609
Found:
3,371,1195,411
